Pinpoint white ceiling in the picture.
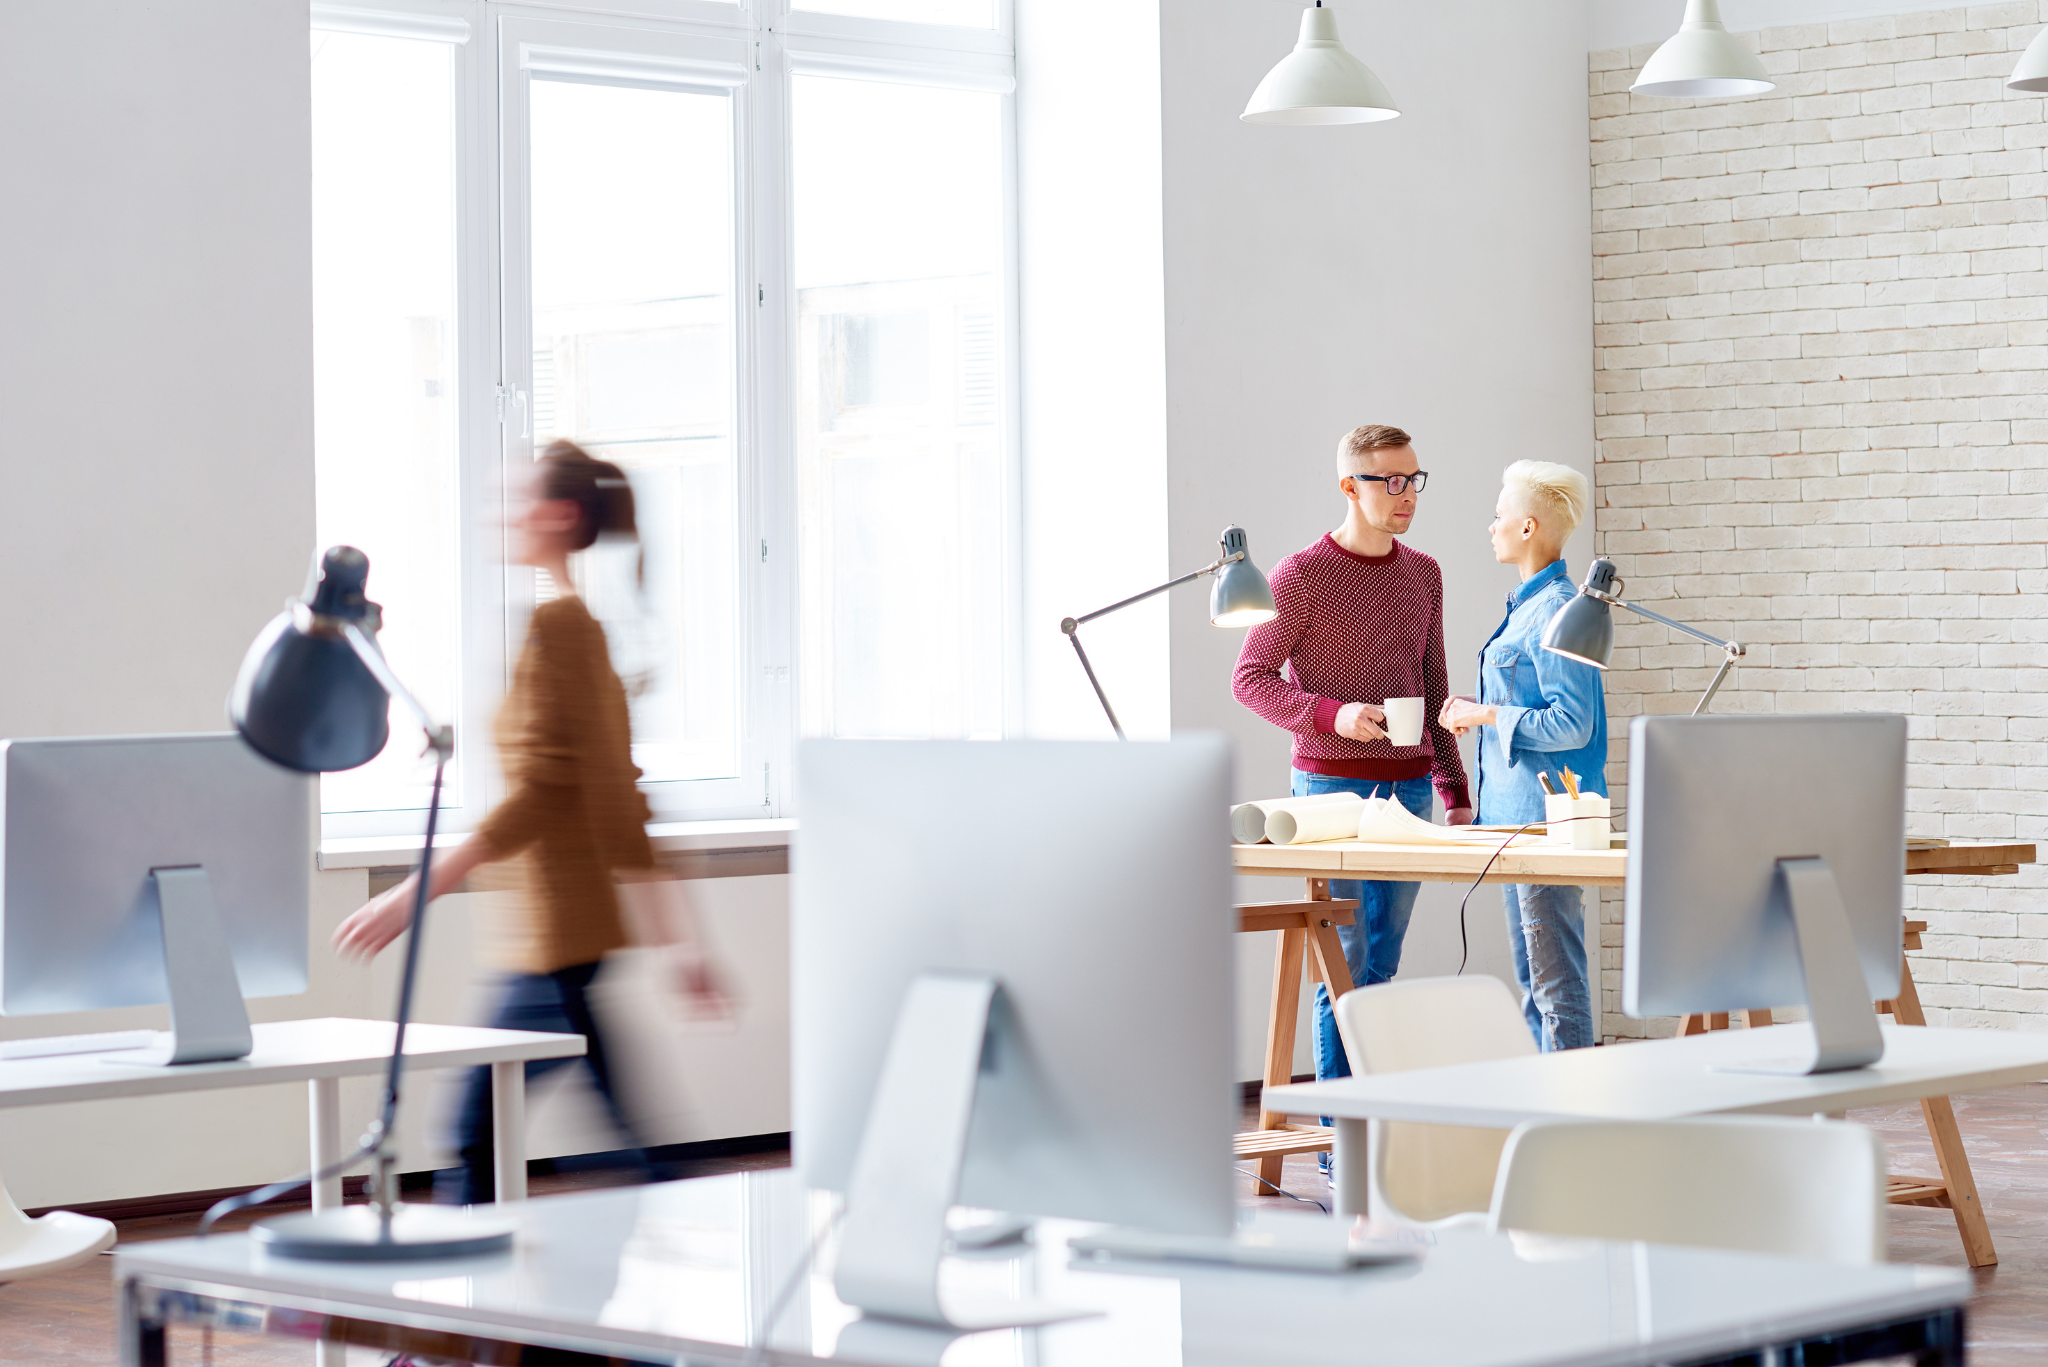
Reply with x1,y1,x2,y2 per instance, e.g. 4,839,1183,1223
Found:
1587,0,2024,53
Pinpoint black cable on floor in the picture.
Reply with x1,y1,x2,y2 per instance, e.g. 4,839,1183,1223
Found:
1235,1164,1328,1214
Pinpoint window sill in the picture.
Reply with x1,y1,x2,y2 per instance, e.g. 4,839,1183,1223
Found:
318,817,798,877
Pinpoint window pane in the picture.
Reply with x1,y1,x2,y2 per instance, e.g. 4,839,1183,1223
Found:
793,0,993,28
311,32,460,814
529,79,741,786
793,76,1006,740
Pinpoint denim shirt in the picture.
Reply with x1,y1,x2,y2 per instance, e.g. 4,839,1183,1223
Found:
1475,560,1609,826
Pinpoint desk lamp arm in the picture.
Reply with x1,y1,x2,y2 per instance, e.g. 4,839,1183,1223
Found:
1069,552,1235,629
339,620,454,1212
1060,550,1241,741
341,622,454,761
1614,599,1746,716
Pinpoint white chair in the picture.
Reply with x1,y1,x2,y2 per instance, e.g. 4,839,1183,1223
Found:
1330,975,1536,1225
0,1170,116,1282
1488,1116,1887,1265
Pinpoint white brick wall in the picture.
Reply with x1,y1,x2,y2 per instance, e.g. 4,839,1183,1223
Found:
1589,4,2048,1038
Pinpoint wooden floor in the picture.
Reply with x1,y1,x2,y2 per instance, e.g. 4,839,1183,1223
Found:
9,1088,2048,1364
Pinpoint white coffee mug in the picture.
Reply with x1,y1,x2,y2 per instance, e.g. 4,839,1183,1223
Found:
1381,696,1425,747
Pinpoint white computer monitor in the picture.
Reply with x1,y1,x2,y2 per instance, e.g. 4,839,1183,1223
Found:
792,736,1236,1327
1624,713,1905,1073
0,733,312,1063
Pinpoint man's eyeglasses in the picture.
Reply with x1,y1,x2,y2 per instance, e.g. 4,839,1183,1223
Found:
1350,471,1429,496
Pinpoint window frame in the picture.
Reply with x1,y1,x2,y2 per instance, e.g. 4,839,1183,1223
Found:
499,13,766,821
312,0,1019,841
310,3,502,841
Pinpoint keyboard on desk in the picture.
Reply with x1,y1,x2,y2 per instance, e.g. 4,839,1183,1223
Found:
1067,1210,1425,1272
0,1030,162,1061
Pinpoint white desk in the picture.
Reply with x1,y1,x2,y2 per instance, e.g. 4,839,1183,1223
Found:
0,1017,583,1210
113,1169,1969,1367
1267,1022,2048,1219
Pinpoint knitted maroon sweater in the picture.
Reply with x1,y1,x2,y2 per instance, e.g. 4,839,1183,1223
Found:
1232,534,1471,812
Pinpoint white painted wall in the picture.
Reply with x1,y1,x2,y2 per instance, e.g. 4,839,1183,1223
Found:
0,0,327,1207
1016,0,1171,741
1159,0,1599,1006
0,0,314,736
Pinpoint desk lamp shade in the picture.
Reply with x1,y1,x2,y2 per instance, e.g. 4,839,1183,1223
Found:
230,547,390,773
1210,526,1279,627
1541,559,1618,669
2011,26,2048,92
1241,4,1399,126
1631,0,1774,98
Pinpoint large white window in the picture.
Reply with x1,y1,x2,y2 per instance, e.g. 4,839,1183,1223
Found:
793,76,1007,740
525,73,743,790
311,1,1016,836
310,26,461,820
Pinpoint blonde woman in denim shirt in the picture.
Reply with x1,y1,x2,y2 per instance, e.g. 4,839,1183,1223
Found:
1441,462,1605,1051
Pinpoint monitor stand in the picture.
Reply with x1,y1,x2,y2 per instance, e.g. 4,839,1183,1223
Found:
832,971,1094,1330
1713,856,1884,1076
105,866,254,1067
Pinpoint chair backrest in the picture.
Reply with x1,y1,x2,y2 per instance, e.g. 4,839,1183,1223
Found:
0,1171,28,1258
1332,976,1537,1224
1335,975,1538,1074
1488,1116,1887,1265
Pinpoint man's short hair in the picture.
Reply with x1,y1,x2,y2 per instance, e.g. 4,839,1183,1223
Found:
1501,459,1590,538
1336,424,1414,476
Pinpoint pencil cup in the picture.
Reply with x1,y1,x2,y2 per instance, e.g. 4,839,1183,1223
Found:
1544,793,1611,850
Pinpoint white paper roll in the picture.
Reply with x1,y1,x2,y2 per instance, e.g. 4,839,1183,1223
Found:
1266,795,1369,845
1229,792,1359,844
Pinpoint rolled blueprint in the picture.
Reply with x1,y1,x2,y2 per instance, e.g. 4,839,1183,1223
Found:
1265,795,1370,845
1230,792,1360,844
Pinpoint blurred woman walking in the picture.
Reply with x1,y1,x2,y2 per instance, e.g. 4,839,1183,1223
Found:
334,439,728,1203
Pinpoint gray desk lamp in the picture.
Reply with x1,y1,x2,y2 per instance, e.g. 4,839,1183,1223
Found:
206,546,513,1260
1061,526,1277,738
1542,557,1746,715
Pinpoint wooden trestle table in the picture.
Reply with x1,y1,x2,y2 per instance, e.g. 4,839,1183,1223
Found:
1231,835,2037,1266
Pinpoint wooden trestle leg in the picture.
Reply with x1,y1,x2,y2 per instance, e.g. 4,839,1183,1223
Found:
1876,924,1996,1268
1236,878,1360,1193
1682,921,1996,1268
1255,920,1308,1192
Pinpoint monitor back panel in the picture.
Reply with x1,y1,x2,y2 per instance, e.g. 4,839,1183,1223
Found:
0,733,312,1015
792,736,1236,1237
1624,713,1905,1018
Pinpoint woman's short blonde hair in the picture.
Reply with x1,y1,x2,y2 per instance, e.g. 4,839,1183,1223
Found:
1501,460,1590,538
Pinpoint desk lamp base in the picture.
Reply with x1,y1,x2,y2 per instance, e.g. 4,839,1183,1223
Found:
253,1204,515,1262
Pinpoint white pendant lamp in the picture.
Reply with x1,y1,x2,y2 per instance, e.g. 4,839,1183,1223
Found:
1632,0,1774,98
1242,2,1398,126
2009,26,2048,92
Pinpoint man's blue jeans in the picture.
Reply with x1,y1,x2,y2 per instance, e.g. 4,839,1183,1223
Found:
1503,883,1594,1051
1290,771,1433,1087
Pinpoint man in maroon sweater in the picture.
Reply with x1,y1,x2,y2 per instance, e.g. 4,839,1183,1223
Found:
1233,424,1473,1136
